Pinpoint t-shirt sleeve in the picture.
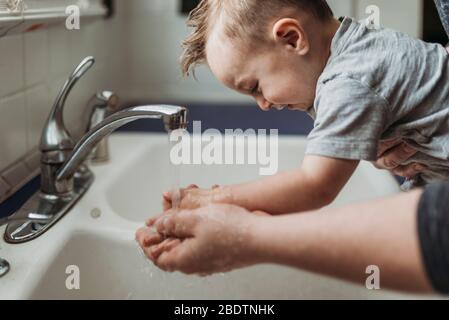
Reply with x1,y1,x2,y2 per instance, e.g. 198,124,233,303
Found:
306,77,389,161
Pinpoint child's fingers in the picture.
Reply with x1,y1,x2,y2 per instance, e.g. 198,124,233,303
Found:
150,238,182,260
159,193,172,212
163,192,172,210
135,227,147,245
149,238,171,260
146,214,163,226
166,185,198,200
136,227,157,247
144,228,163,246
143,232,164,247
146,218,156,227
147,208,180,226
163,199,172,211
163,191,172,201
180,185,198,199
154,211,199,238
163,185,198,210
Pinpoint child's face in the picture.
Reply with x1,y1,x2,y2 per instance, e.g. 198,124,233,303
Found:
206,23,322,112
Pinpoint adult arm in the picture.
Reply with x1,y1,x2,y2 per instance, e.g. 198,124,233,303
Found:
141,188,440,293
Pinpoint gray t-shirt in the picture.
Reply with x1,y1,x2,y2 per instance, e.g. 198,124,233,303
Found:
306,17,449,184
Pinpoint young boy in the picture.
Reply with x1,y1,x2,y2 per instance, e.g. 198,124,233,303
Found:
154,0,449,216
135,0,449,282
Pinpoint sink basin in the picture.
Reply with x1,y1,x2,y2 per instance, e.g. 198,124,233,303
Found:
106,134,401,222
0,133,429,299
29,230,406,300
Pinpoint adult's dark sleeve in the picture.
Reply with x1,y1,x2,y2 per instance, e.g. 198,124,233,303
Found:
418,181,449,294
434,0,449,38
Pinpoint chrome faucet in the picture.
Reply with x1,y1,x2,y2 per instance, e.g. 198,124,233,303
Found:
57,105,188,182
39,56,95,196
86,91,120,163
4,57,188,244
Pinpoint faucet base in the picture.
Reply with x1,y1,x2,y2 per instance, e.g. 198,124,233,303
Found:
4,169,94,244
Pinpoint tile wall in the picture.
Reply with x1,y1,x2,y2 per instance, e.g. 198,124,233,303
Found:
0,3,126,203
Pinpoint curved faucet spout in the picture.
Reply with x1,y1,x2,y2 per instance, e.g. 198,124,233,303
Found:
56,105,188,182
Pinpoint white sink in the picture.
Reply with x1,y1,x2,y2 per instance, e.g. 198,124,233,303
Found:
106,134,401,222
28,231,407,300
0,133,428,299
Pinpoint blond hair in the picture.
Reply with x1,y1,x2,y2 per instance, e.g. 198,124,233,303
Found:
180,0,334,77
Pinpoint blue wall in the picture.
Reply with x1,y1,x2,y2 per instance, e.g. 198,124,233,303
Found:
118,103,314,135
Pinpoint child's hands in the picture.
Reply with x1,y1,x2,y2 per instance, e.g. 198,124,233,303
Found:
162,184,199,211
162,184,234,211
136,204,267,275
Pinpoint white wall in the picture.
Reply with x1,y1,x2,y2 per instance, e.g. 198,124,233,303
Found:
354,0,422,38
123,0,422,105
124,0,358,104
124,0,234,104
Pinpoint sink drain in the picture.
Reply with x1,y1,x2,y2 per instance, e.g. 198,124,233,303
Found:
0,258,10,278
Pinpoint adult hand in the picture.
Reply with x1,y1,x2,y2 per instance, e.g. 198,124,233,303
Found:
373,139,426,178
136,204,267,275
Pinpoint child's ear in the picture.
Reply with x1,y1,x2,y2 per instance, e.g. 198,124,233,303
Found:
272,18,309,55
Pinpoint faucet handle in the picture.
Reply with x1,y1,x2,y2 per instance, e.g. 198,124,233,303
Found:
40,57,96,155
86,91,120,162
86,91,120,133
